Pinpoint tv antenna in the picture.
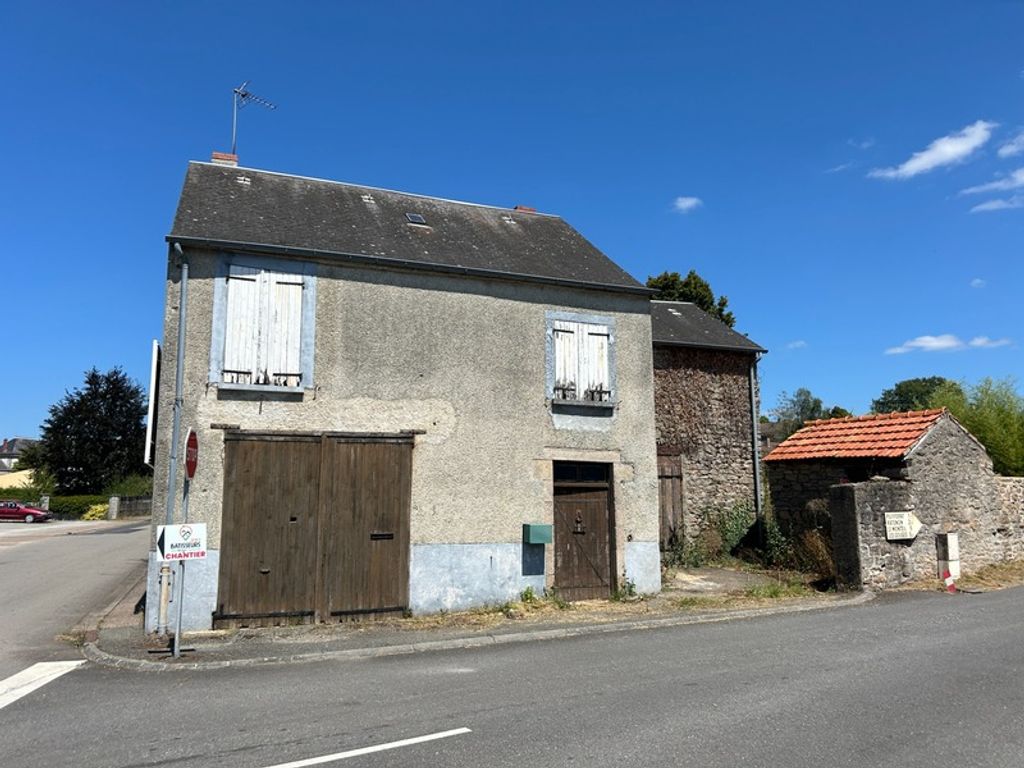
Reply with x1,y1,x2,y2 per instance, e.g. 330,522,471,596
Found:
231,80,277,155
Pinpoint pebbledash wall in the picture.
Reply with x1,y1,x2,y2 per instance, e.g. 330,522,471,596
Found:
147,248,661,631
652,346,757,542
829,416,1024,589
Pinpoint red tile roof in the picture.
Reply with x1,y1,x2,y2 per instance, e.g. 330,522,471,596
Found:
763,409,946,462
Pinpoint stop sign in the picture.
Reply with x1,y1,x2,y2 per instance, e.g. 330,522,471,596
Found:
184,429,199,480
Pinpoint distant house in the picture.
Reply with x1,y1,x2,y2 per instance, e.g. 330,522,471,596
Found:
148,158,662,631
0,438,37,474
650,301,766,548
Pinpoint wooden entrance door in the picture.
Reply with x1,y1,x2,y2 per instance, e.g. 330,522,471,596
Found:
553,462,614,601
216,432,412,627
217,435,322,625
320,439,411,620
657,453,684,549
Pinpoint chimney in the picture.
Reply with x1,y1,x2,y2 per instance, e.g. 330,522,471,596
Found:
513,205,537,213
211,151,239,167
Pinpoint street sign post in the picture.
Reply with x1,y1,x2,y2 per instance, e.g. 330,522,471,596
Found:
174,429,199,657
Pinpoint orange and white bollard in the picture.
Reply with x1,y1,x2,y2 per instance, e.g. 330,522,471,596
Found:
942,569,957,594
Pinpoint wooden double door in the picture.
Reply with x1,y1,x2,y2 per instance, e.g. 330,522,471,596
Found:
215,432,412,627
553,461,615,601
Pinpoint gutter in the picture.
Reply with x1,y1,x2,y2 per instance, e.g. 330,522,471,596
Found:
165,235,656,297
749,352,764,525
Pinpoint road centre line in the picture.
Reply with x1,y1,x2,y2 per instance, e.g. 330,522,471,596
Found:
261,727,472,768
0,660,86,711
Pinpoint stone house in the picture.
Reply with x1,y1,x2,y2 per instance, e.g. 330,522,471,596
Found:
650,301,765,548
147,158,661,632
765,409,1024,588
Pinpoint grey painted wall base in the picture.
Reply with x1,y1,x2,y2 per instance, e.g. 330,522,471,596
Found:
144,551,220,633
410,543,545,614
624,541,661,595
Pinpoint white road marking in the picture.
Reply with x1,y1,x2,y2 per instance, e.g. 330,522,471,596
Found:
262,727,472,768
0,660,86,710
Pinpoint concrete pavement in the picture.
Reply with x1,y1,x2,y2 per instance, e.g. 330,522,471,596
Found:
84,567,874,671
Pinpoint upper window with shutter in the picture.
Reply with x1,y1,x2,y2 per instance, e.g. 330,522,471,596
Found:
546,311,616,405
210,257,316,391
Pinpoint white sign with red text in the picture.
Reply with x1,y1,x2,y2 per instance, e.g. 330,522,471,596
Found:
157,523,207,562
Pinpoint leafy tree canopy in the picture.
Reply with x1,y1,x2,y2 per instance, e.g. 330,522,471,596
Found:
770,388,851,439
646,269,736,327
929,377,1024,476
35,367,150,494
871,376,961,414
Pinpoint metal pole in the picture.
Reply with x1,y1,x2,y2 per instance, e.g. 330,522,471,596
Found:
158,245,188,635
231,91,238,155
173,476,190,658
749,354,764,544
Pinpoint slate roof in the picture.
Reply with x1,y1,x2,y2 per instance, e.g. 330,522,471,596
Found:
168,162,647,294
650,301,765,353
764,409,947,462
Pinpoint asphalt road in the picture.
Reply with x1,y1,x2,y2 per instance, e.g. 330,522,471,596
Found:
0,519,149,679
3,584,1023,768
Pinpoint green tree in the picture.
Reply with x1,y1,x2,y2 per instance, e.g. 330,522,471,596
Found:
771,388,850,439
929,378,1024,476
35,367,150,494
646,270,736,327
871,376,960,413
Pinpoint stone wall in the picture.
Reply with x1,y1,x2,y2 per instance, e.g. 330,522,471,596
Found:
652,346,756,543
766,458,896,537
830,416,1024,589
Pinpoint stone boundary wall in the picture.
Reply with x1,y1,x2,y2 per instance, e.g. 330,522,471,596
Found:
831,475,1024,590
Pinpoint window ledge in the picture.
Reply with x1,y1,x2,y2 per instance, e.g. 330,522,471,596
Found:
549,398,617,413
215,382,308,395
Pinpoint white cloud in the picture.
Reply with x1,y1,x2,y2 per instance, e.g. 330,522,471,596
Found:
885,333,1012,354
825,162,853,174
847,138,875,150
885,334,965,354
868,120,997,180
673,196,703,214
970,195,1024,213
787,340,808,349
960,167,1024,195
969,336,1011,349
998,131,1024,158
970,278,986,289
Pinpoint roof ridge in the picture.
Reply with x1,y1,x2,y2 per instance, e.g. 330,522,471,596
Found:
804,407,945,427
189,161,562,218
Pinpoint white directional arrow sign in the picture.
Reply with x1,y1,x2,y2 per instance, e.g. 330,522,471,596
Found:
884,512,923,541
156,523,207,561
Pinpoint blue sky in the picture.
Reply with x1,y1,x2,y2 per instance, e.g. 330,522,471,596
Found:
2,1,1022,437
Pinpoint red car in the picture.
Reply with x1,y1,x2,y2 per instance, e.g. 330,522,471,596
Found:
0,500,52,523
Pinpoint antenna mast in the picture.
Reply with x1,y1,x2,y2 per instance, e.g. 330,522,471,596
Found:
231,80,277,155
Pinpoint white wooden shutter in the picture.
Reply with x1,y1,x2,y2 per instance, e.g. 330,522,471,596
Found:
552,321,578,399
581,325,610,401
265,272,304,386
222,265,260,384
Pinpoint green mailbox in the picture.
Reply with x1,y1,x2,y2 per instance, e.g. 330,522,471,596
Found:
522,523,553,545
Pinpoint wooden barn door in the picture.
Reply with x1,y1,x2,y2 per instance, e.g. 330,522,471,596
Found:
553,461,614,601
216,432,412,628
320,438,412,621
657,453,684,549
217,434,322,625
